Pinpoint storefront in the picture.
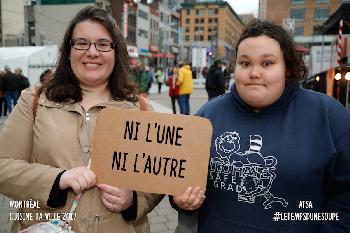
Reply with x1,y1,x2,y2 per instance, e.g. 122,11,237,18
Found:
149,44,160,67
139,48,151,66
127,45,139,65
303,65,350,110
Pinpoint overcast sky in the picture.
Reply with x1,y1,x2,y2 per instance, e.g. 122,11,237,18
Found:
226,0,259,17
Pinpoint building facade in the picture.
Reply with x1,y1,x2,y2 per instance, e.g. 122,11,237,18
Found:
259,0,342,36
1,0,180,69
180,1,244,65
1,0,25,46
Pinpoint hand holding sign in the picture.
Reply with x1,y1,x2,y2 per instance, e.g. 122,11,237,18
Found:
90,108,212,196
59,166,96,193
98,184,133,212
173,186,206,210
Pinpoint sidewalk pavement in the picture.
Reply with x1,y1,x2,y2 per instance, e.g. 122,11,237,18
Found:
0,95,178,233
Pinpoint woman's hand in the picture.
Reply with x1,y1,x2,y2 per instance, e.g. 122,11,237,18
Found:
59,167,96,193
98,184,133,213
173,186,205,210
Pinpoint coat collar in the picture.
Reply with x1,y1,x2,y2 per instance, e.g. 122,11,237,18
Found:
37,91,138,114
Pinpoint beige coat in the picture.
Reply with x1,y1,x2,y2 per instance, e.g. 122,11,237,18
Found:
0,88,163,233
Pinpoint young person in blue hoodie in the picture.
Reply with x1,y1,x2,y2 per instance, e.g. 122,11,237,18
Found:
172,19,350,233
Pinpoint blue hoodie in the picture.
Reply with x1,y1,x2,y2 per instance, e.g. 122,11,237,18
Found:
195,84,350,233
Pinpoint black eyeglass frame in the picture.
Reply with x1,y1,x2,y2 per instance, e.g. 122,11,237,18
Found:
70,39,116,52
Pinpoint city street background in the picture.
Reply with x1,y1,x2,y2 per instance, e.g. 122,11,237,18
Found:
0,84,208,233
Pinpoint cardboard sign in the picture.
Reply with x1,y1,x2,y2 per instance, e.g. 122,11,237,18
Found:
90,108,212,196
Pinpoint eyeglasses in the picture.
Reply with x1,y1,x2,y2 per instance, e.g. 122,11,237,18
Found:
70,38,115,52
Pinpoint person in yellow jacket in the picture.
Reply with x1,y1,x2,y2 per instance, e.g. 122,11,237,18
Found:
177,63,193,114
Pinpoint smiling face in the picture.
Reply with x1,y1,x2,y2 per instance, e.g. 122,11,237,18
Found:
70,20,115,89
235,35,286,111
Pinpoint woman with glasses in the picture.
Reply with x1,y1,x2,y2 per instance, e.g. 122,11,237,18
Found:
0,6,163,232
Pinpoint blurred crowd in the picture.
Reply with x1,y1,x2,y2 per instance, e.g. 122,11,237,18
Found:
0,66,52,117
129,59,234,115
0,59,234,117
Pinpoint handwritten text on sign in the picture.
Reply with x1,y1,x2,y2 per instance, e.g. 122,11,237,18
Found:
90,108,212,196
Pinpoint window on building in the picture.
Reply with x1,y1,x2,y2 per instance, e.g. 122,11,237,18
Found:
215,9,218,14
313,25,323,35
127,30,136,44
208,9,215,15
196,9,204,16
314,8,330,21
290,8,305,21
195,26,199,31
209,18,213,23
185,35,190,41
138,10,148,20
128,14,136,26
195,18,199,23
185,27,190,33
199,35,204,41
200,18,204,23
291,0,305,4
138,29,148,38
214,18,218,23
294,26,304,35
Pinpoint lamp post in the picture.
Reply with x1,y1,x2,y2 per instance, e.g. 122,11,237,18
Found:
345,72,350,110
335,72,341,100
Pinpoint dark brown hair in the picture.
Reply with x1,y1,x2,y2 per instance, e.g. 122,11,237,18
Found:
235,19,307,86
43,6,138,102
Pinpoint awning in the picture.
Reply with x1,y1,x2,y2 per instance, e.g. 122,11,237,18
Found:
152,52,163,58
166,53,175,59
139,48,152,57
323,2,350,35
296,47,309,53
149,45,160,53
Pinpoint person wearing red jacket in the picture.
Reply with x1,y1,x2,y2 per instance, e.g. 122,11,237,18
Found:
168,67,180,114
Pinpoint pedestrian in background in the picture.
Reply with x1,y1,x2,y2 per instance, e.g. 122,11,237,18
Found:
177,62,193,115
201,66,208,79
168,66,179,114
0,6,162,232
223,62,234,90
130,60,149,98
0,69,7,116
2,65,20,113
15,67,30,92
173,19,350,233
155,67,165,94
144,65,154,95
205,59,226,101
190,63,197,80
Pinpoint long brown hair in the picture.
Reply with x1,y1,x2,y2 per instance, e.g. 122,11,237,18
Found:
43,6,138,103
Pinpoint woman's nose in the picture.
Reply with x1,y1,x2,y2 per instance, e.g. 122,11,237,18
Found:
86,43,99,57
249,66,261,79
